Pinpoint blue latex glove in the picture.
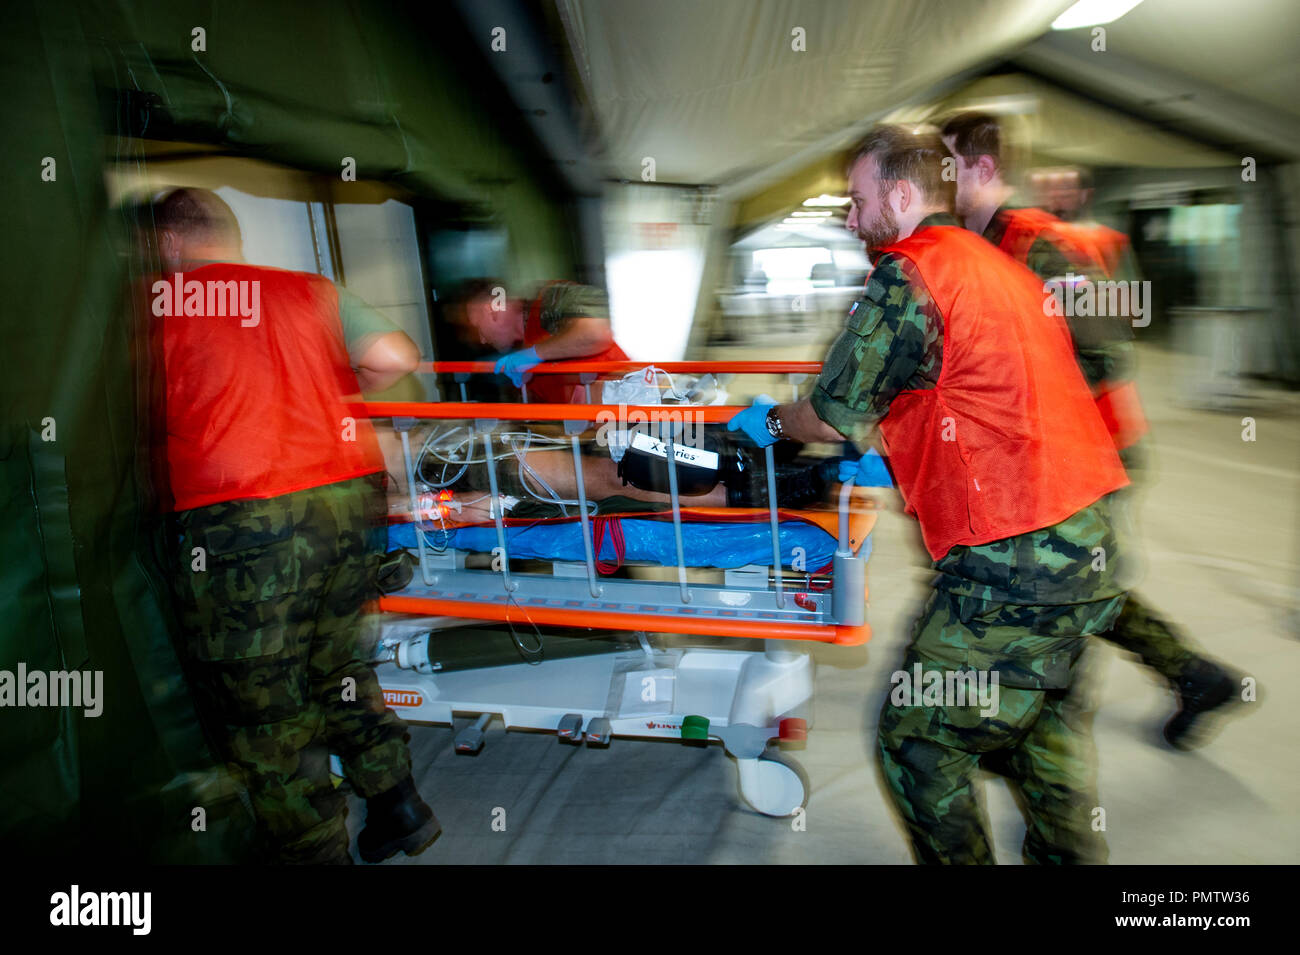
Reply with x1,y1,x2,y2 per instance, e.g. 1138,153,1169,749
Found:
838,449,893,487
726,394,779,448
494,346,541,388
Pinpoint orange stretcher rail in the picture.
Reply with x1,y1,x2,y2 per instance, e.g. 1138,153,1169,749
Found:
416,360,822,375
377,594,871,646
353,401,744,423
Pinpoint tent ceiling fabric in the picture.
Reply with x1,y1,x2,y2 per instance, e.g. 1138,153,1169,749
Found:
558,0,1298,187
1014,0,1300,160
928,74,1238,168
557,0,1074,185
1066,0,1300,122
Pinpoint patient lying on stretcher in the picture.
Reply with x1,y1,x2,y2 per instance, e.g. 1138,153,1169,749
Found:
408,427,851,525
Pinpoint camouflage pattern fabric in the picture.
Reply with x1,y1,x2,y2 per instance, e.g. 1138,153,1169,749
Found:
900,585,1126,692
878,589,1117,864
1099,591,1199,682
171,473,411,864
810,252,943,449
934,492,1126,606
536,281,610,336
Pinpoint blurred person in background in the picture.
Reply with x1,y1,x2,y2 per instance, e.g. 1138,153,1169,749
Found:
150,187,439,863
730,125,1128,864
1032,166,1080,221
941,112,1242,749
458,277,628,403
450,277,857,512
1050,165,1142,281
940,114,1141,428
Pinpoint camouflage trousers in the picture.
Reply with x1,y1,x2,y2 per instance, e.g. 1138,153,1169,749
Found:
877,589,1125,865
172,473,412,864
1098,592,1198,682
1097,485,1200,682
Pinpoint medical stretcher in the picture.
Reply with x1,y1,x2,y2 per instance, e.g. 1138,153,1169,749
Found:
353,360,877,816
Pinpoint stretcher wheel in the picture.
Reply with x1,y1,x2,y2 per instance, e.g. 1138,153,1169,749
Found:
736,754,807,817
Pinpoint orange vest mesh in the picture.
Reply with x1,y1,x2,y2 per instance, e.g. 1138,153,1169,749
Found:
161,263,384,510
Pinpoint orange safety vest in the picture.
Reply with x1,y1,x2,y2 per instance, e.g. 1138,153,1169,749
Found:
1063,220,1132,281
161,263,384,511
522,280,629,404
997,206,1096,271
877,226,1129,561
997,208,1149,451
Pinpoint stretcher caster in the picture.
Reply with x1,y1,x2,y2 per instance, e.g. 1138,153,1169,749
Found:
585,717,612,746
557,712,584,742
454,713,492,754
736,753,807,817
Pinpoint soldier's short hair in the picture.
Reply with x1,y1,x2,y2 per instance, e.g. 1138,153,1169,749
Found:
939,111,1024,178
455,277,506,306
846,124,955,211
151,187,242,246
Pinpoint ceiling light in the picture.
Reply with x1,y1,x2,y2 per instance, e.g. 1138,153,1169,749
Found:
802,194,850,207
1051,0,1145,30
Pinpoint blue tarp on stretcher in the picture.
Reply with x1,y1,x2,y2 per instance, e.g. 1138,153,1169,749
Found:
388,517,871,571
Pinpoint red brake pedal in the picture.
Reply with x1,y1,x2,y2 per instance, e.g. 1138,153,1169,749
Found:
778,718,807,741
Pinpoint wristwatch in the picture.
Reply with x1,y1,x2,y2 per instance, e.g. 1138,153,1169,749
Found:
765,405,784,440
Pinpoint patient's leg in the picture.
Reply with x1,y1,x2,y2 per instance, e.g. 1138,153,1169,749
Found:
511,450,727,508
446,448,840,522
450,450,722,521
446,450,725,522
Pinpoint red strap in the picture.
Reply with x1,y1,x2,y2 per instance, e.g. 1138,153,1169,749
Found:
593,516,625,575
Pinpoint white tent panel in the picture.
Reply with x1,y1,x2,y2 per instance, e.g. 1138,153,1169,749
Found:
559,0,1076,185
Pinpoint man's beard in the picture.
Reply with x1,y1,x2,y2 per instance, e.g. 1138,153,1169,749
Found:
856,202,900,253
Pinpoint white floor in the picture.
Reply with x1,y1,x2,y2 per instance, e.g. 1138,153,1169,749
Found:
348,343,1300,864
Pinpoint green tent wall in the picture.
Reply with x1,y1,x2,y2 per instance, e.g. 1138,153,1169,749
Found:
1,0,582,861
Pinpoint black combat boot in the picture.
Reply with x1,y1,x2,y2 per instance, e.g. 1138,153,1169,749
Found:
357,777,441,863
724,450,842,509
1164,659,1239,750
